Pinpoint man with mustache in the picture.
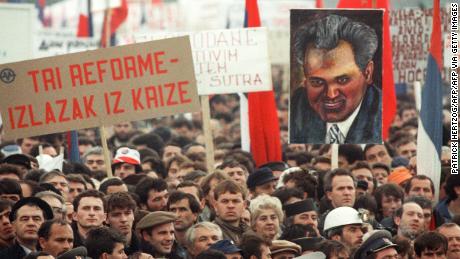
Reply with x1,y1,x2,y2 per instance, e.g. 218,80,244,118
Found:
0,197,53,258
290,13,381,144
284,199,319,234
323,206,364,250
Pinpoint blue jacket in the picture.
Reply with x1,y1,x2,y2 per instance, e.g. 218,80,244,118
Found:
289,84,382,144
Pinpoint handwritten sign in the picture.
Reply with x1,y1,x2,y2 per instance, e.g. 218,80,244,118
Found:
0,36,200,140
137,28,272,95
390,6,451,84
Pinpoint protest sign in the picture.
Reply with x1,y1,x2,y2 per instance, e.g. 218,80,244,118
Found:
0,3,34,64
0,36,200,140
137,27,272,95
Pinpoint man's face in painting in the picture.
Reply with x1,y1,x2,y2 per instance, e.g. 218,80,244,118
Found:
303,40,374,122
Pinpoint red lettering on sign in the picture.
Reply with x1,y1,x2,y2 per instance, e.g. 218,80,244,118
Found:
56,99,70,122
111,91,125,114
69,64,83,87
131,88,144,110
165,83,178,106
104,92,112,115
145,86,159,108
104,91,124,114
83,95,97,117
8,107,15,129
154,51,167,74
177,81,191,104
72,98,83,120
124,56,137,79
97,60,108,83
45,102,56,124
83,62,97,85
137,54,153,76
16,106,28,129
42,68,56,92
110,58,124,80
27,70,40,93
28,105,43,126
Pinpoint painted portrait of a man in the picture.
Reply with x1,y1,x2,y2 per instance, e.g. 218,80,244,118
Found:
289,10,383,144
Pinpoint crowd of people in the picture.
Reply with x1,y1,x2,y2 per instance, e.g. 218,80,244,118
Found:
0,88,455,259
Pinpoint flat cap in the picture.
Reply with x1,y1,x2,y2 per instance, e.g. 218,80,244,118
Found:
9,197,54,222
2,153,31,169
136,211,176,231
209,239,241,254
284,199,317,217
353,230,398,259
270,240,301,256
247,167,278,189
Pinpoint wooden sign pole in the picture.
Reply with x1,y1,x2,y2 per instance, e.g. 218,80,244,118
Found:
200,95,215,173
100,1,113,178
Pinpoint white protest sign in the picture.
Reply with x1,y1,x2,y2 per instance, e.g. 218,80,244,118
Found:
136,27,272,95
0,3,34,64
35,29,100,58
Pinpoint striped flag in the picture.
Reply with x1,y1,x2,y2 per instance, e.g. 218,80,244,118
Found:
244,0,282,167
77,0,93,37
66,130,80,162
417,0,443,201
100,0,128,48
337,0,397,141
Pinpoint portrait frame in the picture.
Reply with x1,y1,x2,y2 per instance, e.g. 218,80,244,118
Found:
289,9,383,144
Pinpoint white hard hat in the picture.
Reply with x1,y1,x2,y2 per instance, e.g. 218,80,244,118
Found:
324,207,363,232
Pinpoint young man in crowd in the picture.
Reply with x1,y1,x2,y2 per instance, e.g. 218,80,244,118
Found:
105,192,139,256
414,231,448,259
86,226,128,259
213,180,248,245
71,190,106,247
112,147,143,180
136,211,177,258
167,191,201,257
135,177,169,212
